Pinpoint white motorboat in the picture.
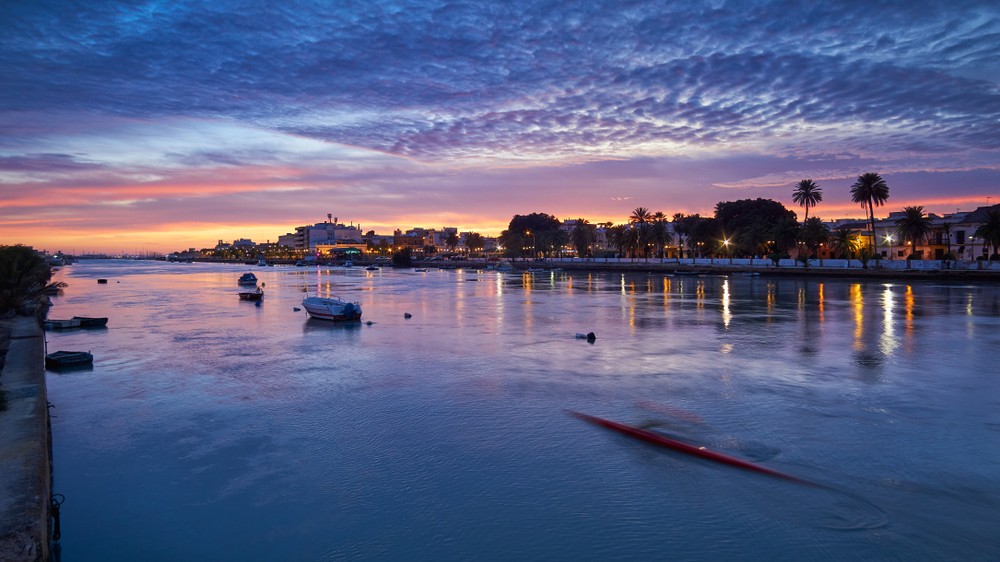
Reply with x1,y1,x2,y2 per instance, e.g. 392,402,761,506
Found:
301,296,363,322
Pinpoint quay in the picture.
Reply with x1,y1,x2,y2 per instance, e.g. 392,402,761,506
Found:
0,318,50,562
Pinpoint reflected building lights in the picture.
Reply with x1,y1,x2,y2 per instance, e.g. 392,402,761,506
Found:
880,284,899,357
851,284,864,350
722,278,731,328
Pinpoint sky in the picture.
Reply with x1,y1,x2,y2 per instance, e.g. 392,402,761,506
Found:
2,0,999,254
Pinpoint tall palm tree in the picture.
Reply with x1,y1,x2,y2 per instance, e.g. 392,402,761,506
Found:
974,210,1000,259
792,179,823,222
894,205,933,259
850,172,890,256
629,207,652,224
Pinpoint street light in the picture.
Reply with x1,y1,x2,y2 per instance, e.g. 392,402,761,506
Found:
885,235,894,259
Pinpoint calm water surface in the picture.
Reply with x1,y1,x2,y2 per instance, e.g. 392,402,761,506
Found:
45,261,1000,561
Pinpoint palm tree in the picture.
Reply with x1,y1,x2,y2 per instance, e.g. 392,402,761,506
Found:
974,210,1000,259
939,222,954,259
792,179,823,222
831,226,859,261
570,220,595,258
850,172,890,256
799,217,831,262
629,207,652,224
894,206,933,259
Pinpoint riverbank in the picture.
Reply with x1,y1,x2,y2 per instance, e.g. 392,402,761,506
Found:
0,317,50,562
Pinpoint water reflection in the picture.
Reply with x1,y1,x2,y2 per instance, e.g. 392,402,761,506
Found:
45,262,1000,561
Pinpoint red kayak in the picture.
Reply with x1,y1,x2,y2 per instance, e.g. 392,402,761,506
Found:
570,411,819,487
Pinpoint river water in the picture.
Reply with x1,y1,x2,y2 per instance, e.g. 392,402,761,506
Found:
44,260,1000,561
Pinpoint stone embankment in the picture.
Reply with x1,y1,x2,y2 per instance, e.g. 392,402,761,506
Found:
0,317,50,562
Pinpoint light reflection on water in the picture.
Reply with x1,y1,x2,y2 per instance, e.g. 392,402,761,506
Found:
46,261,1000,561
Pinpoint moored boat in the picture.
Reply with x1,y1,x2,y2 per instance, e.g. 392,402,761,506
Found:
72,316,109,328
44,318,81,330
239,287,264,301
45,350,94,370
301,296,362,322
238,272,258,286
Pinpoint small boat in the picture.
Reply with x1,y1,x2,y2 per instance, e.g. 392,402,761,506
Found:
301,296,362,322
44,318,81,330
414,268,428,272
72,316,108,328
570,411,818,487
238,272,258,286
97,278,108,284
239,287,264,301
45,350,93,370
365,265,379,271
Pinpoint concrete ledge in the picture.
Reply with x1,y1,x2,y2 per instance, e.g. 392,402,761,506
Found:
0,317,50,562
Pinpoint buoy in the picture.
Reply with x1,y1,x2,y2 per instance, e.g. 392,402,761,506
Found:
366,321,373,325
404,313,412,319
293,307,301,311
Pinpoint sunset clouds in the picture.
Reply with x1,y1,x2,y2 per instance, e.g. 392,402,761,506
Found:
2,0,999,252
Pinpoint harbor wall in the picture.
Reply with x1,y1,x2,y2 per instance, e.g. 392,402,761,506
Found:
0,317,50,562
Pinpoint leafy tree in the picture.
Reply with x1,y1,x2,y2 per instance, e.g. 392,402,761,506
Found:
715,199,797,257
974,209,1000,259
445,232,460,252
939,222,954,259
391,247,413,267
850,172,890,256
894,205,933,259
0,245,60,315
500,213,561,260
771,216,802,255
792,179,823,222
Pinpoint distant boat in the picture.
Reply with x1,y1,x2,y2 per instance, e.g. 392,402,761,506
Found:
72,316,108,328
257,259,268,267
301,296,362,322
44,318,81,330
414,268,428,272
238,272,258,286
45,350,93,370
365,265,379,271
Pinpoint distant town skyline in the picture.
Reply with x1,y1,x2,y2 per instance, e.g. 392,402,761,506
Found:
2,1,998,253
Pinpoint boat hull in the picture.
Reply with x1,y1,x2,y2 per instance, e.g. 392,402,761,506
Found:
302,297,362,322
45,351,94,370
72,316,108,328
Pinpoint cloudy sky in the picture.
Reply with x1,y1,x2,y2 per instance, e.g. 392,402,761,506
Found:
2,0,999,253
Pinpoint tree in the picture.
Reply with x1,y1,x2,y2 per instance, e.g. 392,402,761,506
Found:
445,232,460,252
465,232,485,256
974,210,1000,259
0,245,58,315
499,213,561,260
799,217,831,260
570,220,596,257
629,207,652,225
894,205,933,259
537,229,569,258
715,199,797,257
850,172,890,256
792,179,823,222
831,226,860,260
939,222,954,259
